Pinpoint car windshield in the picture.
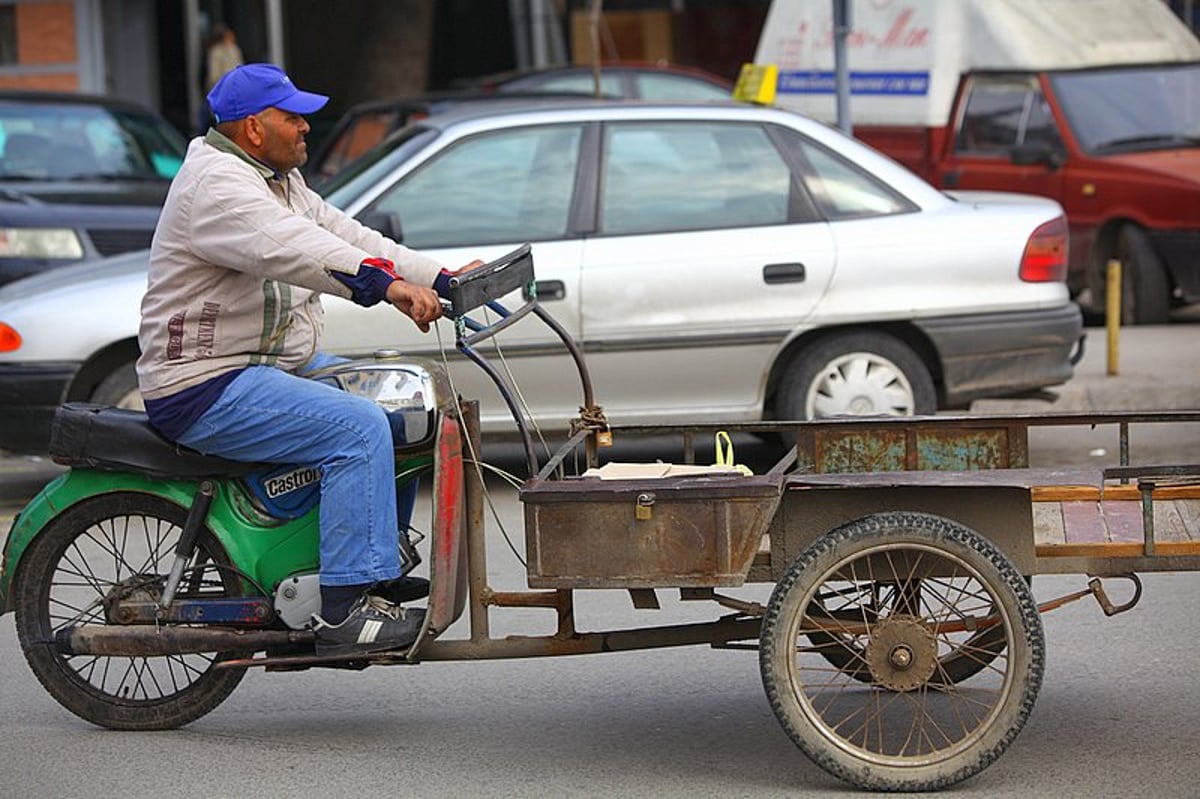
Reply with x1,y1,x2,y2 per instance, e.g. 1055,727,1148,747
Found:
1050,63,1200,154
311,107,412,184
323,125,440,207
0,100,187,181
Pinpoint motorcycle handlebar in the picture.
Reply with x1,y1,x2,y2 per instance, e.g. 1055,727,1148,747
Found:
445,243,534,319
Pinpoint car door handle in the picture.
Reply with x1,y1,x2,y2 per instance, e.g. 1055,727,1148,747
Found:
762,263,806,284
534,279,566,301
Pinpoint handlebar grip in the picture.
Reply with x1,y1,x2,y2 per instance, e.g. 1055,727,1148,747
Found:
446,243,534,317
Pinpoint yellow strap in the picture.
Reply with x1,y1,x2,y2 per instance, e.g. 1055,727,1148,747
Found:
714,431,753,476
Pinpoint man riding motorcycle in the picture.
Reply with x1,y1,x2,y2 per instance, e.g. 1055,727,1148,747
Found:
136,63,479,655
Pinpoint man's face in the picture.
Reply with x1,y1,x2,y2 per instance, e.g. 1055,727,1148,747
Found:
251,107,310,173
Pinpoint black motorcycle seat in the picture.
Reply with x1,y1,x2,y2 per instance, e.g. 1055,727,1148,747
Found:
49,403,261,479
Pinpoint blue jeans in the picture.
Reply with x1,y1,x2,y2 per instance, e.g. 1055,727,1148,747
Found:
176,354,402,586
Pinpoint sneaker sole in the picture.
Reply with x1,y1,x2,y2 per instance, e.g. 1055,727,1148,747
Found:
314,632,420,657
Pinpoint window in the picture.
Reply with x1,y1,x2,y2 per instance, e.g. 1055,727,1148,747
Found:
364,124,583,249
1051,63,1200,153
634,73,730,101
317,109,404,180
599,121,791,235
801,146,913,219
956,77,1061,154
771,127,914,220
0,101,186,180
533,73,623,96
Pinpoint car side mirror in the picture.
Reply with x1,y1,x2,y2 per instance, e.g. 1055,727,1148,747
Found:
358,209,404,243
1010,142,1064,170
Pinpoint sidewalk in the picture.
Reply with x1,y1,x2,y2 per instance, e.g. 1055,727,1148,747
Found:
970,324,1200,414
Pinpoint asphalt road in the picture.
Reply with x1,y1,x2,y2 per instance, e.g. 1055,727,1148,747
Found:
1,486,1198,798
1,318,1198,796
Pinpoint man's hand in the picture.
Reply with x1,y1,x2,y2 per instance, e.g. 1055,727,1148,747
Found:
453,259,485,275
386,280,442,332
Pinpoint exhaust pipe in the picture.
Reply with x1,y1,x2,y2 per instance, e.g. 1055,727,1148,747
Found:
55,625,314,657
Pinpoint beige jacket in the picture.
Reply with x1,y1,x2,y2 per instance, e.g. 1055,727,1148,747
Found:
137,129,442,400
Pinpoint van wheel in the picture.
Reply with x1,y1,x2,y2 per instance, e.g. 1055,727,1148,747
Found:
1116,225,1170,325
91,362,143,410
778,332,935,420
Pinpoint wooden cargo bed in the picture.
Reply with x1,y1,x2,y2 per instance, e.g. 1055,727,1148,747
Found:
1032,484,1200,558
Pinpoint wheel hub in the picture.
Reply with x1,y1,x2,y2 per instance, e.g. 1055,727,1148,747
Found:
864,615,938,691
103,577,164,624
848,396,874,414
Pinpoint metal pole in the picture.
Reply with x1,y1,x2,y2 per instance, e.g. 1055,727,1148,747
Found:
530,0,548,68
589,0,604,98
184,0,201,131
461,401,491,643
74,0,105,95
832,0,852,134
264,0,285,67
509,0,531,71
1106,258,1121,375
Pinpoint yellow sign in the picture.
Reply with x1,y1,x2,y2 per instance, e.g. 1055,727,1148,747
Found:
733,63,778,105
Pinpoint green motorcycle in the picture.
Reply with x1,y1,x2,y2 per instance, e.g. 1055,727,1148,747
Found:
0,244,582,730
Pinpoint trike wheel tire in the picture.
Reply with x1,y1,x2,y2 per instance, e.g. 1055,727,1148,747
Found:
759,512,1044,791
14,493,247,730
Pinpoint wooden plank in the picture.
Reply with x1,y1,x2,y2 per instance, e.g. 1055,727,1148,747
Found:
1039,498,1198,545
1061,501,1107,543
1100,501,1143,543
1178,500,1200,540
1153,501,1189,543
1032,484,1200,502
1036,541,1200,558
1032,502,1065,546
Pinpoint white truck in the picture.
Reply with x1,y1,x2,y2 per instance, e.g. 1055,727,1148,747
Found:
755,0,1200,322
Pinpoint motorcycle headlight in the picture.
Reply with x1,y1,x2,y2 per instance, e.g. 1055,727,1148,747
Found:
0,227,84,258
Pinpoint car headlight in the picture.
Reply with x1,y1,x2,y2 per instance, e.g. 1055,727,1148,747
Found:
0,227,84,258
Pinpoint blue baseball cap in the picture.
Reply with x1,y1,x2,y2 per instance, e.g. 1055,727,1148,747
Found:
207,63,328,123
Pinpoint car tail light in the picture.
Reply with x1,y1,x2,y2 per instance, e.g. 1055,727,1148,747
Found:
1020,216,1068,282
0,322,20,352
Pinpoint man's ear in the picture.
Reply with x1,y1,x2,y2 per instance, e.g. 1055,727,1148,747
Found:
244,115,265,148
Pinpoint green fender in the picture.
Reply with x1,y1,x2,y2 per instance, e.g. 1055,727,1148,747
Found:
0,468,321,616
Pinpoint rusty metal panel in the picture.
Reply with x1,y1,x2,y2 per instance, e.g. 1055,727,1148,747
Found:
796,420,1028,473
424,414,468,638
521,475,781,588
767,485,1037,576
815,429,908,472
914,427,1013,470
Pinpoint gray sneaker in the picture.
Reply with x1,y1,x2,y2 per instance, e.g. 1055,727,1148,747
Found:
312,594,426,656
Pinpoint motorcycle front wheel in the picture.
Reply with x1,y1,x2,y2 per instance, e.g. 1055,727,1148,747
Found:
14,492,248,730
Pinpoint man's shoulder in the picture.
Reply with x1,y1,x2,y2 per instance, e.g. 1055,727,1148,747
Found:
178,143,270,196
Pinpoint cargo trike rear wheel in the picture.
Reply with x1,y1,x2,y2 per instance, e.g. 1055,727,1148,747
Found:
14,492,248,730
759,512,1044,791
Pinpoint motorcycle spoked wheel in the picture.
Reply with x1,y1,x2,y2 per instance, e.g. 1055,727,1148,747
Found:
14,492,249,730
